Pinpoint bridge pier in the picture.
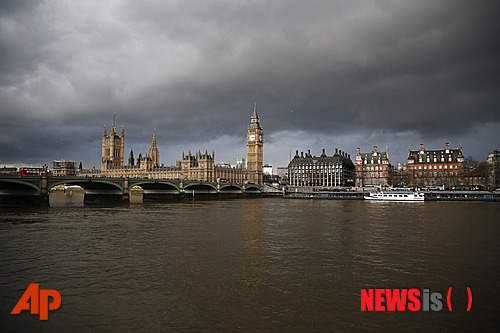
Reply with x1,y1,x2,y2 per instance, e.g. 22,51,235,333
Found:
129,186,144,204
49,186,84,207
40,174,49,206
123,178,129,195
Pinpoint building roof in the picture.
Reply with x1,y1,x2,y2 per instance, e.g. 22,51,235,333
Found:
252,102,259,119
358,151,389,162
408,146,464,163
248,102,262,130
288,149,354,167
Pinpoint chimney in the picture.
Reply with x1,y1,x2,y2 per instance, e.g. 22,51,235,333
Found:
357,147,360,155
301,152,304,158
373,146,378,153
420,144,424,152
335,148,338,155
445,142,450,150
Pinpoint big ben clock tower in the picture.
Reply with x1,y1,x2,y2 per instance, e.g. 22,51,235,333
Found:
246,103,263,184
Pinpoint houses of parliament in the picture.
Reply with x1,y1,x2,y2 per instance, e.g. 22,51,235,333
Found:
81,106,263,184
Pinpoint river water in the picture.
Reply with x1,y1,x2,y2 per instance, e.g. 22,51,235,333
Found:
1,198,499,332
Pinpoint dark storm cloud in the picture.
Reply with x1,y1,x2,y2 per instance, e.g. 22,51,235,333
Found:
0,0,499,168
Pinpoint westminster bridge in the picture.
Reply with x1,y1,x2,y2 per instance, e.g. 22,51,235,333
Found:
0,175,262,206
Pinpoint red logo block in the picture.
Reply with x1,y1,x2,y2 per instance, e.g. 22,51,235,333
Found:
11,283,61,320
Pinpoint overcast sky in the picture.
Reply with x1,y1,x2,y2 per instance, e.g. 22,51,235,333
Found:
1,0,499,171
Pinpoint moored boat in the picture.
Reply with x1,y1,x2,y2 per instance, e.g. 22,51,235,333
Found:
364,191,425,201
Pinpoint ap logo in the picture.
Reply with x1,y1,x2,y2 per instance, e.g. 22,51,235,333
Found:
11,283,61,320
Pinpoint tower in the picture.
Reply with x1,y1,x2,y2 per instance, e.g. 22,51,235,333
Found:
128,149,135,166
147,129,160,167
101,114,124,171
246,103,263,184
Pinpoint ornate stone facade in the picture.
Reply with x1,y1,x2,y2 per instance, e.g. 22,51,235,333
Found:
246,103,263,184
101,118,124,171
82,108,264,184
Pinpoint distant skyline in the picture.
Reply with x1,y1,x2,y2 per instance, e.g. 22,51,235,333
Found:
1,1,499,170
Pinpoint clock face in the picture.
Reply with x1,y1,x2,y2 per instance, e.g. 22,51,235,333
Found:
259,135,262,142
249,134,255,141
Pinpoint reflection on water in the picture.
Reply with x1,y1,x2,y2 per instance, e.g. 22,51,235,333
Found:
241,199,266,288
1,199,499,332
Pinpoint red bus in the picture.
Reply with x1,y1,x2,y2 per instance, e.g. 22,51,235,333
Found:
18,167,47,176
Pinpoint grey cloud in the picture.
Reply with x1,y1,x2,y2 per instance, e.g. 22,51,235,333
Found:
0,0,498,168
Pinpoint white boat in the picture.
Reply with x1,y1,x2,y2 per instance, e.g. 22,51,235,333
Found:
364,191,425,201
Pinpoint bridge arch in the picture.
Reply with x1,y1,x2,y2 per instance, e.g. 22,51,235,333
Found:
130,180,180,192
184,182,218,193
245,185,262,193
219,184,243,193
48,179,123,193
0,179,40,195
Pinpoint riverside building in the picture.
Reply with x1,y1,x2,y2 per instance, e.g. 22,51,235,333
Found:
287,149,355,187
52,160,76,176
407,143,464,187
355,146,391,187
80,107,264,184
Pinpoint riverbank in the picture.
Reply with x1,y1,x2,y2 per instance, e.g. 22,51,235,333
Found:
284,190,500,202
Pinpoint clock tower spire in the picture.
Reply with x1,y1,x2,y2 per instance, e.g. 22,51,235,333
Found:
246,103,263,184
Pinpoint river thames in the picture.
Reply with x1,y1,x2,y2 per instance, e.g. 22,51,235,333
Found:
1,198,499,332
